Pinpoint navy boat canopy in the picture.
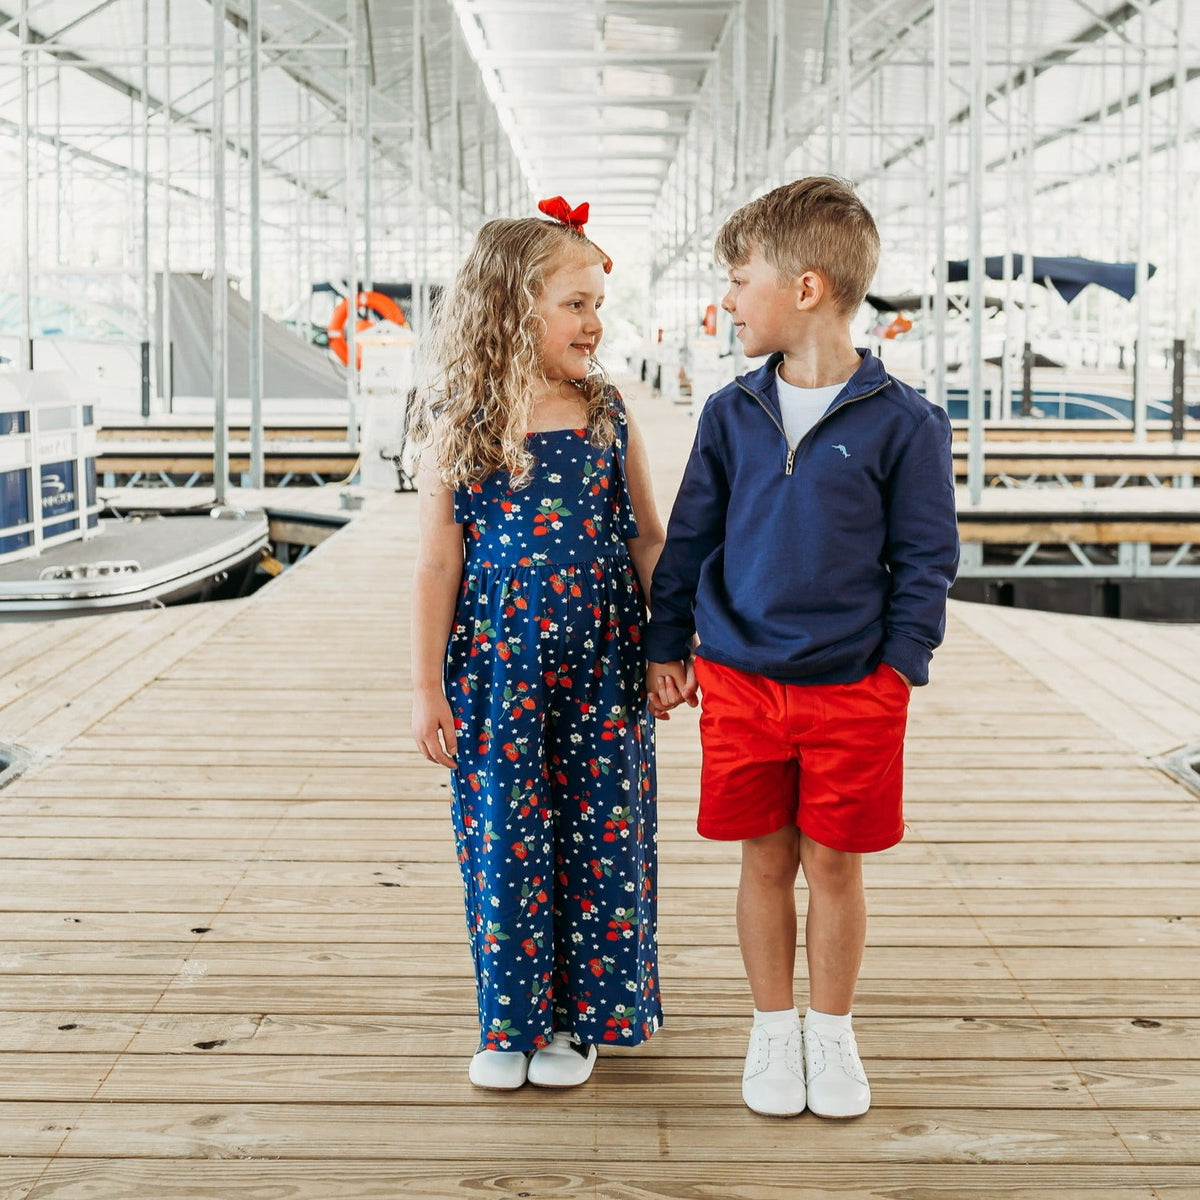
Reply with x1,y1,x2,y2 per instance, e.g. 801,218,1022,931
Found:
943,255,1157,303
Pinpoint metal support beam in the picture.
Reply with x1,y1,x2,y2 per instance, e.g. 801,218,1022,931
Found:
837,0,850,175
766,0,784,186
18,0,31,371
249,0,264,488
1172,0,1188,441
931,0,947,413
344,0,359,451
212,0,228,504
967,0,986,505
1133,0,1151,443
362,23,373,293
161,0,173,413
140,0,151,417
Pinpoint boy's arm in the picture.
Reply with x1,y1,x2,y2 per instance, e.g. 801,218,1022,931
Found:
881,406,960,686
644,406,730,666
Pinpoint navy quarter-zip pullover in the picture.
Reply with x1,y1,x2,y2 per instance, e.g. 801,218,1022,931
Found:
644,349,959,687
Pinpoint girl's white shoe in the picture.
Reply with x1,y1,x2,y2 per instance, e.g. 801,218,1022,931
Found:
803,1023,871,1118
526,1032,598,1088
468,1049,529,1090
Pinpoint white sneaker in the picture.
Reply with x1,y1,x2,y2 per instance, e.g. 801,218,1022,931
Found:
803,1022,871,1118
527,1032,597,1088
468,1049,529,1091
741,1018,805,1117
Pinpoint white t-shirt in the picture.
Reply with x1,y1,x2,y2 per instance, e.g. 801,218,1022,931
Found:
775,368,847,449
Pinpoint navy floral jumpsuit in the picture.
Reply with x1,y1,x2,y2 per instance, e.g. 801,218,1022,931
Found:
446,391,662,1054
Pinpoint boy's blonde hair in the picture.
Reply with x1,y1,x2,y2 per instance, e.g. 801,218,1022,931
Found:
416,217,613,490
714,176,879,315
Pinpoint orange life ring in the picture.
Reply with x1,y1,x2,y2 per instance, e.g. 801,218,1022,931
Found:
883,313,913,339
327,290,406,368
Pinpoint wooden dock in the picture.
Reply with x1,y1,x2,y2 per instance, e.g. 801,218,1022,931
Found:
1,378,1198,1199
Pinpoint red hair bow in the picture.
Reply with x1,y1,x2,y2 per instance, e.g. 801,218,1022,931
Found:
537,195,613,274
538,196,590,231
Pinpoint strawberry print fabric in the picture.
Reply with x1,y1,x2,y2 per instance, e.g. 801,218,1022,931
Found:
446,393,661,1053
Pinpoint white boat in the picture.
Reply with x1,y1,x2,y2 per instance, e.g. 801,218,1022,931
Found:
0,506,270,618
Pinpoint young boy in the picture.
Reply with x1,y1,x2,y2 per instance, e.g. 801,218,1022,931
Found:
645,177,959,1119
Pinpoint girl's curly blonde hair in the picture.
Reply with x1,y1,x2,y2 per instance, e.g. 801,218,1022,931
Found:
414,216,615,491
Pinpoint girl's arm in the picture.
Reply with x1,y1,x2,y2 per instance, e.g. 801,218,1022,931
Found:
622,408,666,604
410,463,465,768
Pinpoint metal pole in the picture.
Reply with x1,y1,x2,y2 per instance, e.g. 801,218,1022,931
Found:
363,46,373,292
294,87,303,319
837,0,849,176
54,61,61,268
766,0,783,187
1113,36,1123,369
412,0,427,334
1132,2,1150,444
345,0,359,451
162,0,173,413
212,0,229,504
304,90,314,346
734,0,746,195
19,0,31,371
249,0,263,487
140,0,152,417
967,0,986,504
1021,23,1034,417
451,31,462,261
920,67,930,377
30,17,40,352
710,44,720,217
822,0,833,173
931,0,947,412
999,0,1014,422
1172,0,1187,442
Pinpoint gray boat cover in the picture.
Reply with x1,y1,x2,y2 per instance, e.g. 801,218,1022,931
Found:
156,272,345,399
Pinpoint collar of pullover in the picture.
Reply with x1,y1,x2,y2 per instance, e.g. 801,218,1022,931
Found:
735,348,888,414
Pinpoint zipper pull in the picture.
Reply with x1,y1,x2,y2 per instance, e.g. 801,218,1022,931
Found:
785,447,797,475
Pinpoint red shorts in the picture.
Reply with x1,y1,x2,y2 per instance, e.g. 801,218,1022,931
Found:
694,656,910,852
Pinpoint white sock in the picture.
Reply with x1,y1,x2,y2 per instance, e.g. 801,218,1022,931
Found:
805,1006,853,1031
754,1006,800,1027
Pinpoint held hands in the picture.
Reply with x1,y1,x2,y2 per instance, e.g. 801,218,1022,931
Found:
646,658,699,720
412,685,458,768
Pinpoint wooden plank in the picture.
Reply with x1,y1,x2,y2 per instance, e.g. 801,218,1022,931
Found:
4,882,1198,918
8,765,1189,803
7,1160,1197,1200
4,817,1198,847
0,1055,1176,1110
5,910,1196,950
5,835,1199,866
10,603,245,753
0,1102,1194,1164
6,856,1200,893
947,602,1187,756
4,974,1194,1019
4,1012,1198,1063
1,796,1193,825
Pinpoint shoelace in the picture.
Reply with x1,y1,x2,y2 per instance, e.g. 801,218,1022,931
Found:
749,1024,802,1074
806,1027,867,1084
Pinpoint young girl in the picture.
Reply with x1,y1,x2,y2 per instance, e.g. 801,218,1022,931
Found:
410,200,665,1091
